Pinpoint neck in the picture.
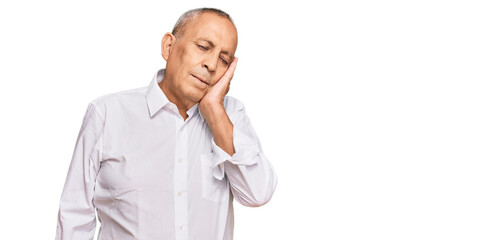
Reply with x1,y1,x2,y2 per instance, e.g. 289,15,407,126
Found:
158,80,195,121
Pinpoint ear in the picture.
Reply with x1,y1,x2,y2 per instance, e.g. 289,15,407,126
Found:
161,32,176,61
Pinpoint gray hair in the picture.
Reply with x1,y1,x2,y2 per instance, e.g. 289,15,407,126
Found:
172,8,235,39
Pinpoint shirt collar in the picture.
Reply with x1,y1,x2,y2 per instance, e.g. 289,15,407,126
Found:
146,69,169,118
145,69,201,119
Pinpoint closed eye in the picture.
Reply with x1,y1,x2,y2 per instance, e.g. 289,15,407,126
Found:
220,56,229,65
197,44,209,51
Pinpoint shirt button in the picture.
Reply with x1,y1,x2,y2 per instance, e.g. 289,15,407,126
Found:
179,224,184,229
178,158,183,163
180,127,184,132
178,191,183,196
169,105,173,109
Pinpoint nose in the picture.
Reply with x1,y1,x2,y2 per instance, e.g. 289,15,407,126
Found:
203,53,219,73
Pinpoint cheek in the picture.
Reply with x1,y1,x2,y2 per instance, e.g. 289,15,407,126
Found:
180,47,200,66
178,47,188,61
170,46,192,68
214,67,227,80
170,50,191,81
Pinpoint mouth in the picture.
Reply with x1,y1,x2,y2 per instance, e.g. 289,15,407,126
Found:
191,74,209,86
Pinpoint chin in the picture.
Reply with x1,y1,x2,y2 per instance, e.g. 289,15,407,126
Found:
183,88,205,104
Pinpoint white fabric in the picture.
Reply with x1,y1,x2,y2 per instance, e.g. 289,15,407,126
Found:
55,69,278,240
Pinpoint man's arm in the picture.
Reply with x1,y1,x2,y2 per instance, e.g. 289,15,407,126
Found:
199,104,235,156
199,57,237,156
56,103,104,240
217,99,278,207
199,58,278,207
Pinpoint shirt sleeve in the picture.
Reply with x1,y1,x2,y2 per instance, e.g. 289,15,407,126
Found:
56,103,104,240
209,98,278,207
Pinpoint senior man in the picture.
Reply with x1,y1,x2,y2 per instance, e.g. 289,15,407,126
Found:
55,8,277,240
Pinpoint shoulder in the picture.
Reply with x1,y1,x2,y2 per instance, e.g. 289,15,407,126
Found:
86,85,149,117
89,86,148,106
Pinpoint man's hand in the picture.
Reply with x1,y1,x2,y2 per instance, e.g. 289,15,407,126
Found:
200,57,238,108
199,57,238,121
199,57,238,156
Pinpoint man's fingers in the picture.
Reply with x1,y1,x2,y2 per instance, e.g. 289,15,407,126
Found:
222,57,238,82
207,57,237,97
225,84,230,95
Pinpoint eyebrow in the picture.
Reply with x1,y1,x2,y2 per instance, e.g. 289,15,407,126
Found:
196,38,232,57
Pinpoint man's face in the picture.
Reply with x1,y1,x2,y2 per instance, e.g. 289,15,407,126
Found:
164,13,238,104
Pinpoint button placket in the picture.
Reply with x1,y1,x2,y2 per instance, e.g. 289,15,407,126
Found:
174,120,189,239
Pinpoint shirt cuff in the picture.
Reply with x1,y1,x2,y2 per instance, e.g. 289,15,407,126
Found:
210,127,260,180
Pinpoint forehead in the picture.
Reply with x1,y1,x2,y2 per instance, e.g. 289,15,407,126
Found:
182,13,238,54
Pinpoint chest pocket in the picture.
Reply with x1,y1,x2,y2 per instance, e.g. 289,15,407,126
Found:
200,153,230,203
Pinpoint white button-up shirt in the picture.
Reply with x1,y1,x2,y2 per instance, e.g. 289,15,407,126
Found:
55,69,278,240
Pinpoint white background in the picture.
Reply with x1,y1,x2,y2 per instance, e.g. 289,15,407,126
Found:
1,0,502,239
